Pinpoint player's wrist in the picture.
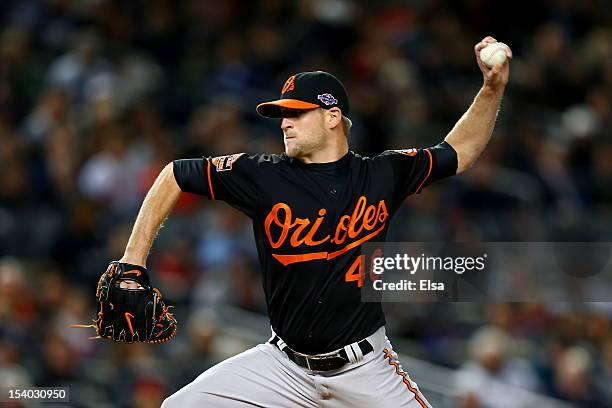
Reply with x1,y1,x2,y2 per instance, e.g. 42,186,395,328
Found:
480,83,505,97
118,253,147,268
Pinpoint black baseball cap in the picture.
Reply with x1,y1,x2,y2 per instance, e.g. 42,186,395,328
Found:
256,71,350,118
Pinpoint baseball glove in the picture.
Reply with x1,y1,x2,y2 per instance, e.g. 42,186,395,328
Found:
71,261,177,344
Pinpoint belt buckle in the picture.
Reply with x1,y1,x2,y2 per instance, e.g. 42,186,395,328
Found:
301,352,340,371
306,355,327,371
292,350,313,370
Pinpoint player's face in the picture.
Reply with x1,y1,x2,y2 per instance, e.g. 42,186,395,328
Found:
280,108,327,159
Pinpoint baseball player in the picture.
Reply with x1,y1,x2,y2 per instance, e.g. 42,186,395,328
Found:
111,37,511,407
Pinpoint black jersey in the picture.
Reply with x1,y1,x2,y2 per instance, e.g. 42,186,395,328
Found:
173,142,457,354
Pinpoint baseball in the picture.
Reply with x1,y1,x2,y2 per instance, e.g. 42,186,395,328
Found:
480,42,508,68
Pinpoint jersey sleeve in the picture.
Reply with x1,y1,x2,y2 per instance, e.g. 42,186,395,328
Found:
379,141,458,203
172,153,260,218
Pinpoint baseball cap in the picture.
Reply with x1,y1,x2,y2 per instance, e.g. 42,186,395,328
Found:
256,71,350,118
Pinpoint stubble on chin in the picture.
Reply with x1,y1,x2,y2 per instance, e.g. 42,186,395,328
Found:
285,143,302,158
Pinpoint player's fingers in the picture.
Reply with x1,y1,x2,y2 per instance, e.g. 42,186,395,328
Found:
119,280,141,289
474,38,498,53
474,41,490,53
485,63,499,78
487,62,507,82
500,43,513,59
474,37,498,54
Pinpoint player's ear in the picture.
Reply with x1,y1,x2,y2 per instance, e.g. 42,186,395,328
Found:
326,107,342,130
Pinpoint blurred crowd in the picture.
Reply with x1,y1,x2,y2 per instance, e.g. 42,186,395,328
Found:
0,0,610,406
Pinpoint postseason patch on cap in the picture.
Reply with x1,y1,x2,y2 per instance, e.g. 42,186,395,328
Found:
317,93,338,106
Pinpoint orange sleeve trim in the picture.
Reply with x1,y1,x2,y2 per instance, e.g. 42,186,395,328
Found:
383,348,429,408
414,149,433,195
206,159,215,200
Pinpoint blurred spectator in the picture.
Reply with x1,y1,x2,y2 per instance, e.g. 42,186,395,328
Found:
47,30,111,104
454,326,540,407
545,346,605,407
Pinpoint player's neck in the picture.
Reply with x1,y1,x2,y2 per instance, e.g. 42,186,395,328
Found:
298,142,348,164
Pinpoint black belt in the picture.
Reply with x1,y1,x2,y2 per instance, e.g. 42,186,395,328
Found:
270,336,373,372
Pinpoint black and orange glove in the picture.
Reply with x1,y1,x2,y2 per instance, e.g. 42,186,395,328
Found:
72,261,177,344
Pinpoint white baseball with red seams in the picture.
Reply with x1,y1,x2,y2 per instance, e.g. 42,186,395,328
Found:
480,42,508,68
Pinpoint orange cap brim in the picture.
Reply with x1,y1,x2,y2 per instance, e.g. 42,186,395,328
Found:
256,99,320,118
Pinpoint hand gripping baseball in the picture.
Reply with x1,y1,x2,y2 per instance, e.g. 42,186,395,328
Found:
70,261,177,343
474,36,513,91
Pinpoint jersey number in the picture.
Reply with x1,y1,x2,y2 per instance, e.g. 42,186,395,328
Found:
345,255,364,287
344,249,383,288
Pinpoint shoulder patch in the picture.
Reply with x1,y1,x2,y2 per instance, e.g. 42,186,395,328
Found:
392,148,418,157
211,153,244,172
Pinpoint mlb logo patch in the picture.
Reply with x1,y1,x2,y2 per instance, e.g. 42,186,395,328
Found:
317,93,338,106
211,153,243,172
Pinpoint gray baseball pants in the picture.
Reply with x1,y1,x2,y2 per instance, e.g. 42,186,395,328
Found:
161,326,431,407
